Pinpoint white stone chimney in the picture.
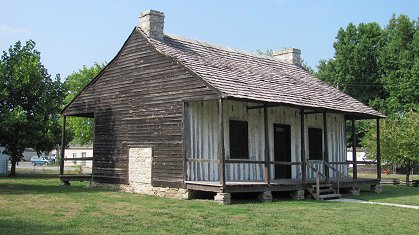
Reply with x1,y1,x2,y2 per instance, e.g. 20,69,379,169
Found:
273,48,302,66
139,10,165,40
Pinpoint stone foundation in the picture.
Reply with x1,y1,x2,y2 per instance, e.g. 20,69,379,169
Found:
290,190,305,200
371,184,383,193
257,191,273,202
214,193,231,205
349,186,360,196
91,181,190,199
89,147,189,199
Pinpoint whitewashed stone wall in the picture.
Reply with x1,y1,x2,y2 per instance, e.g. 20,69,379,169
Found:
128,147,153,193
91,147,189,199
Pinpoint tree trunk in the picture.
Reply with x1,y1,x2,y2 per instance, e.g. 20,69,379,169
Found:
405,160,412,186
10,160,16,177
406,171,410,186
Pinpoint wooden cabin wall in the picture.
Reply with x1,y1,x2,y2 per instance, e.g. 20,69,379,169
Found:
63,84,96,116
186,100,347,182
185,100,220,181
67,29,217,187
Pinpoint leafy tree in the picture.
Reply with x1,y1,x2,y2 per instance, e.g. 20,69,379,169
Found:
317,15,418,149
318,15,418,115
375,15,419,114
0,40,65,176
361,110,418,184
317,22,384,107
64,63,104,145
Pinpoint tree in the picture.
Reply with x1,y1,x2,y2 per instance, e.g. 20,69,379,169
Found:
317,15,418,115
0,40,65,176
317,15,418,149
361,110,418,184
317,22,384,107
375,15,419,114
64,63,105,145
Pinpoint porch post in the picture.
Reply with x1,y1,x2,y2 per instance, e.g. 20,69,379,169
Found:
323,110,329,180
182,102,188,186
351,116,357,181
376,118,381,180
218,99,226,189
263,104,270,186
60,115,66,176
300,108,306,184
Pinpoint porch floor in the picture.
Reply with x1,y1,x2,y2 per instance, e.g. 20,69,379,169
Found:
186,178,380,193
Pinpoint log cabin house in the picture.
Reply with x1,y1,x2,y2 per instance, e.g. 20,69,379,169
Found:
60,10,384,204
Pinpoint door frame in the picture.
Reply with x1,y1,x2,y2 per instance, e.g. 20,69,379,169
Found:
273,123,292,179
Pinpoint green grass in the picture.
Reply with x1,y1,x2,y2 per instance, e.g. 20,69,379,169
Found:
1,174,418,234
345,184,419,206
357,172,419,181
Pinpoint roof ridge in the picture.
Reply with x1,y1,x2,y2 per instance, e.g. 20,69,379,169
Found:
160,33,304,69
137,27,384,118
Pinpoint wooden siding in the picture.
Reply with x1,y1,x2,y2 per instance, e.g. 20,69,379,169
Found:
63,85,96,116
64,29,218,186
186,100,347,182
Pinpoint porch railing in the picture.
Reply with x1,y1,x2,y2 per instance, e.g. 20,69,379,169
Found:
185,157,379,186
186,158,303,182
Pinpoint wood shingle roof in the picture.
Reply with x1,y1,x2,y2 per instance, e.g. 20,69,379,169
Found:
141,28,383,118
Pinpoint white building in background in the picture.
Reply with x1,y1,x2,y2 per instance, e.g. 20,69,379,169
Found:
51,145,93,168
347,148,375,167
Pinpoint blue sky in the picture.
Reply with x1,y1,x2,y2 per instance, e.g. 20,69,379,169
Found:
1,0,418,79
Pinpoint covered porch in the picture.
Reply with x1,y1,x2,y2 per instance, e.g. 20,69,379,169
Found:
182,98,383,200
59,112,94,185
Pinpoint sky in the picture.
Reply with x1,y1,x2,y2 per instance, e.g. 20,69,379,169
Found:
1,0,418,79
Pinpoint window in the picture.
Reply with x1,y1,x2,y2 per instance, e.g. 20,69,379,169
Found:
229,120,249,159
81,152,87,166
308,128,322,160
73,153,77,164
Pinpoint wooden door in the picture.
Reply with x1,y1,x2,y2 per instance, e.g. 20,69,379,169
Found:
274,124,291,179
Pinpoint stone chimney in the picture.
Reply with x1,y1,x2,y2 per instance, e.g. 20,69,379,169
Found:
139,10,165,40
273,48,301,66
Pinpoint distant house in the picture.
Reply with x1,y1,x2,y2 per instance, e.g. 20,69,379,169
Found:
346,148,375,167
60,10,384,203
51,145,93,168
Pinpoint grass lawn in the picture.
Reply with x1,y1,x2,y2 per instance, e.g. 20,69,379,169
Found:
357,172,419,181
0,174,418,234
345,184,419,206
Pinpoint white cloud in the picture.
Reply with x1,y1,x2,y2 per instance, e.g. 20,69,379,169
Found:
0,24,30,35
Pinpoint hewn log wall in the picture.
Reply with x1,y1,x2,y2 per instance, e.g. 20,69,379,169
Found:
64,29,217,187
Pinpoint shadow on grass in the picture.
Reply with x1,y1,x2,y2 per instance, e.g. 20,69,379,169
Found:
0,218,63,234
0,174,112,195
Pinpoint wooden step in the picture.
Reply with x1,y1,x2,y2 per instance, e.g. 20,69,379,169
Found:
318,194,342,200
60,174,92,182
317,188,336,194
311,183,332,188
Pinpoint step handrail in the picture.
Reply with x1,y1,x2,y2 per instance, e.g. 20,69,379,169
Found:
323,161,344,194
306,163,326,200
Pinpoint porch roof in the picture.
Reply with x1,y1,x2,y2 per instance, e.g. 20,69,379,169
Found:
144,28,384,119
